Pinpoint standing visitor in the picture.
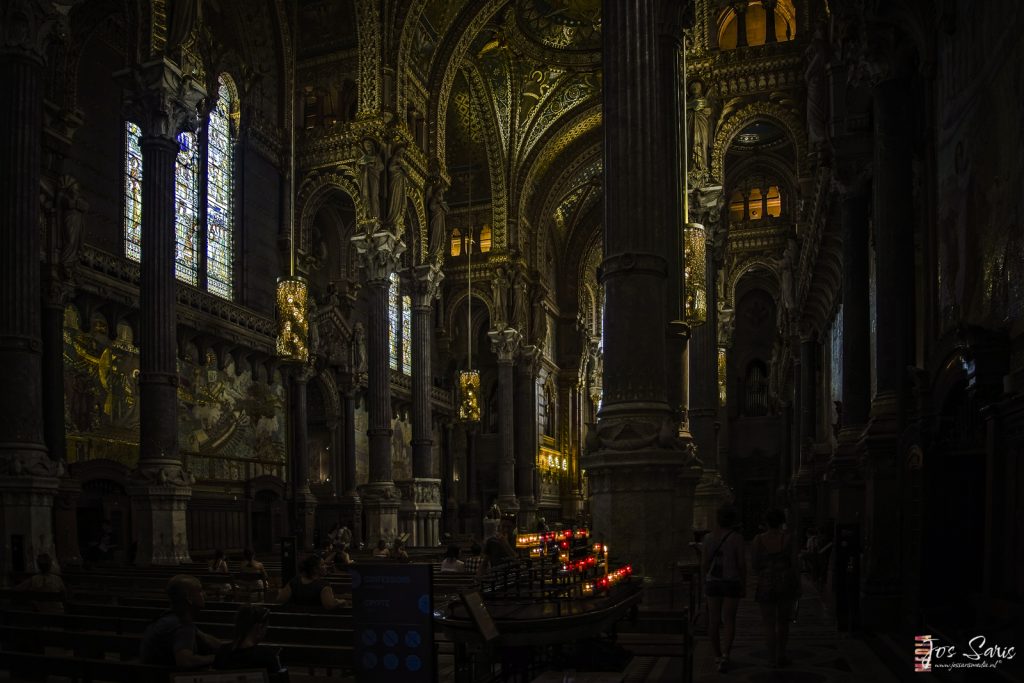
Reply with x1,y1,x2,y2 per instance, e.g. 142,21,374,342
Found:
701,503,745,673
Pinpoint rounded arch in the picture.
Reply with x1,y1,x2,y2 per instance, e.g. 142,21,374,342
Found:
445,289,495,339
426,0,510,168
297,172,363,254
712,103,807,181
727,255,783,307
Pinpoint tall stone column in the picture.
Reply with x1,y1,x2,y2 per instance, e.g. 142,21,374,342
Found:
515,345,540,527
400,264,443,545
351,227,404,544
0,0,64,577
118,58,205,565
586,0,701,587
792,334,817,502
861,46,916,628
337,379,361,542
463,424,481,536
289,366,317,550
693,228,729,530
489,328,521,513
763,0,778,43
827,164,871,523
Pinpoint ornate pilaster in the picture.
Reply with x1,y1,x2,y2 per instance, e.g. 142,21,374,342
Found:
116,57,205,566
515,345,540,528
586,0,702,588
352,225,404,545
0,0,66,576
490,328,521,512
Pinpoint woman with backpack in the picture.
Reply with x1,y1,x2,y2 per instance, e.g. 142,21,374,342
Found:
701,503,746,673
752,508,801,667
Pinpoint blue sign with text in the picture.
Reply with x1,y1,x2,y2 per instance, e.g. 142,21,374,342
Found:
352,564,434,683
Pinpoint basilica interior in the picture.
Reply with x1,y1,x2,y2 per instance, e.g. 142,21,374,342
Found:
0,0,1022,680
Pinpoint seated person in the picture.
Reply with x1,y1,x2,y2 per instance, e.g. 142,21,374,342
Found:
141,575,223,669
392,539,410,563
463,542,483,575
337,525,353,548
327,543,355,570
14,553,66,612
372,538,391,558
238,547,270,591
440,544,465,573
208,548,229,574
276,555,341,610
214,605,285,676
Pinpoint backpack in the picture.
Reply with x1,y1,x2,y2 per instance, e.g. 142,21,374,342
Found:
706,530,735,582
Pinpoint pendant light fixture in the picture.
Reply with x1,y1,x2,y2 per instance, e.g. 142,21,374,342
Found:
458,104,481,423
276,13,309,363
681,32,707,326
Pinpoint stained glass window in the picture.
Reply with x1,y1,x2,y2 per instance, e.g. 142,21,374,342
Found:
206,74,236,299
389,272,400,371
124,122,143,260
401,294,412,375
174,131,201,285
124,72,238,299
479,224,492,252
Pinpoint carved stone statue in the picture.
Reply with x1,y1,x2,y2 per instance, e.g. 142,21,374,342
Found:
512,275,529,333
687,81,712,173
384,145,407,229
59,178,87,274
427,182,449,259
357,138,384,219
772,238,797,324
491,266,510,329
532,296,548,349
805,19,830,151
352,321,368,376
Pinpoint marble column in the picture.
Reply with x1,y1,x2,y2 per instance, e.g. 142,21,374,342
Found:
586,0,701,587
351,226,404,544
118,58,205,565
861,54,916,628
0,0,64,577
337,380,361,543
693,230,729,530
400,264,443,545
289,366,316,550
827,166,871,523
489,328,521,513
515,345,540,528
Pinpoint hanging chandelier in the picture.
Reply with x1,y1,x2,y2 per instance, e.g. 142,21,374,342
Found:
681,32,707,326
458,134,481,422
276,20,309,363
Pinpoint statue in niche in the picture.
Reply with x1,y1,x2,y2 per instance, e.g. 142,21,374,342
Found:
770,238,797,328
686,81,712,173
532,296,548,350
59,176,88,275
512,276,529,334
491,266,510,329
352,321,368,377
384,145,407,230
357,138,384,220
427,182,449,259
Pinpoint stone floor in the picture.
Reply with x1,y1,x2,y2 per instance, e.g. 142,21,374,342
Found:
692,574,901,683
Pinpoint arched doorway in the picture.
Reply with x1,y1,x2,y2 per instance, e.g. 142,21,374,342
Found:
78,478,130,564
251,488,285,554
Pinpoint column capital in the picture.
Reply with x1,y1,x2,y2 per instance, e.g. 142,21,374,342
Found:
0,0,71,63
489,327,521,363
352,228,405,285
516,344,541,376
412,263,443,307
116,58,206,140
